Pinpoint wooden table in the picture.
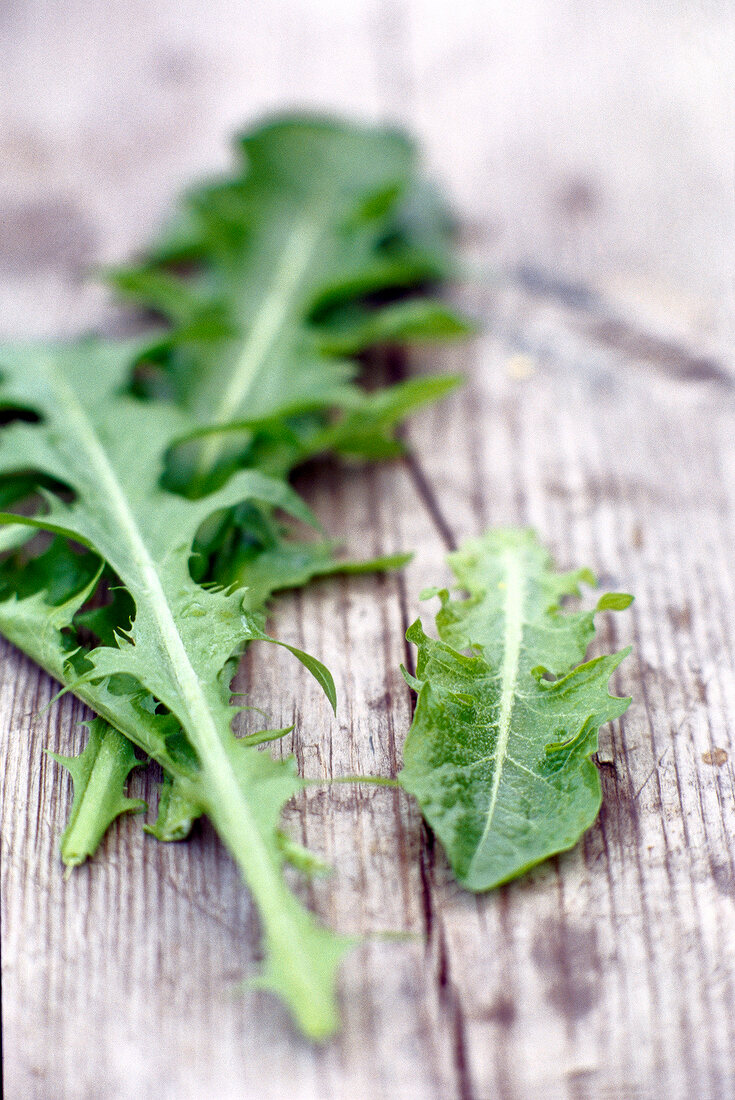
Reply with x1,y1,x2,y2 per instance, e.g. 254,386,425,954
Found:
2,3,734,1096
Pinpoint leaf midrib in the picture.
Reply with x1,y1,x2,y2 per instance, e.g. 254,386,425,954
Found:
48,363,226,761
194,207,324,479
468,549,526,877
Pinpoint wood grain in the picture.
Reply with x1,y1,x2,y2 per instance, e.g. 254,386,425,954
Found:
2,2,734,1097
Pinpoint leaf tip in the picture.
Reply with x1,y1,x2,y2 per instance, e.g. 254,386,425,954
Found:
596,592,634,612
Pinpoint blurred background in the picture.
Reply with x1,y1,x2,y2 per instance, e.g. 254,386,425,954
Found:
1,0,733,358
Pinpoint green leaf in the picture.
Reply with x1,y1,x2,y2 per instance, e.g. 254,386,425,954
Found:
399,529,633,891
313,298,474,355
144,772,203,842
48,718,146,868
0,116,468,1039
226,542,412,608
301,375,463,461
596,592,634,612
109,115,467,493
277,830,333,877
244,614,338,714
0,340,349,1038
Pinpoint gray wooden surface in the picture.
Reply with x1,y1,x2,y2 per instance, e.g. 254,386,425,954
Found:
2,3,735,1097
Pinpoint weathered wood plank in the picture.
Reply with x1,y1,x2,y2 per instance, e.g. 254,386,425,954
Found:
395,285,735,1098
2,2,735,1097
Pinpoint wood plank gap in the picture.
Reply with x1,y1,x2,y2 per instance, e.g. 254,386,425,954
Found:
378,345,460,551
401,451,458,553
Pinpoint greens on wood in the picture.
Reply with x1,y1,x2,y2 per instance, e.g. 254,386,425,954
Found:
0,341,350,1037
94,114,468,851
91,116,466,858
0,116,470,1039
110,115,469,505
399,530,632,890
